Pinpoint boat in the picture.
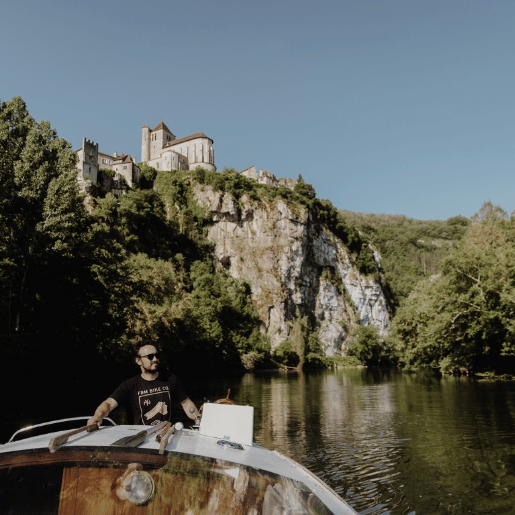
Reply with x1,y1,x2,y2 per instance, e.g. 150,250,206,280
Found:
0,396,358,514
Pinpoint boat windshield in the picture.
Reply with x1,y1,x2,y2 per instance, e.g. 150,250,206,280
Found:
0,447,336,514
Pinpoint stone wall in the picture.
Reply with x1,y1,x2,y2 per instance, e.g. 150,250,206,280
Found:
277,177,299,190
112,160,140,187
77,138,99,183
148,150,188,172
98,172,128,196
146,137,215,172
141,126,150,163
185,137,215,170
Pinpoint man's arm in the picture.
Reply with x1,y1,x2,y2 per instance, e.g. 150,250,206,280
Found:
180,397,199,421
88,398,118,427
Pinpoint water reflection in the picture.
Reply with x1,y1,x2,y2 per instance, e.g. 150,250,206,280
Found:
231,369,515,515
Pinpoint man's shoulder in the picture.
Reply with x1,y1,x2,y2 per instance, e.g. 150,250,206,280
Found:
123,374,143,384
109,375,142,402
166,374,181,384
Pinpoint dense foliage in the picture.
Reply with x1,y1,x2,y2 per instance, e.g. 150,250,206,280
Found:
7,95,511,387
0,99,271,413
340,210,470,308
0,97,132,407
391,204,515,374
86,176,271,373
272,311,324,368
346,325,386,366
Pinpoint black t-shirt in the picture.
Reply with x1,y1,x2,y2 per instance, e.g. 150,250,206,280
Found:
109,374,189,425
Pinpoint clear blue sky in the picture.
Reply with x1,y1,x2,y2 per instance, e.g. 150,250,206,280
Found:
3,0,514,220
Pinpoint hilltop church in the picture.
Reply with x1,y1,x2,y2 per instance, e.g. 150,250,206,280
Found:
141,122,216,172
75,121,298,197
76,121,216,193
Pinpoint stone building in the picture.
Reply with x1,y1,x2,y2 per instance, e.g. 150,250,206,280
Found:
76,137,141,190
240,166,278,187
141,121,216,172
76,138,99,183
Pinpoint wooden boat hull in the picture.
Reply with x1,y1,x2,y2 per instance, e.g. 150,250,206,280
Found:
0,424,358,514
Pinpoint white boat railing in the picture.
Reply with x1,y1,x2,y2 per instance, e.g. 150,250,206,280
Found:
8,416,117,443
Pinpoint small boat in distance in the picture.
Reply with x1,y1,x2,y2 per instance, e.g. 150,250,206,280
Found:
0,397,358,514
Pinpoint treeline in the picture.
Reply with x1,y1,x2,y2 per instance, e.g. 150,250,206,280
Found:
5,96,509,383
341,204,515,374
389,203,515,374
340,210,470,307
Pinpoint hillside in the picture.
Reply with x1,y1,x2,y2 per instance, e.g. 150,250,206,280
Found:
339,210,471,309
154,169,392,357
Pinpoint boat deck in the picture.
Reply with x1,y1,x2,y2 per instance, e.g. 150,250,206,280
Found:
1,421,357,514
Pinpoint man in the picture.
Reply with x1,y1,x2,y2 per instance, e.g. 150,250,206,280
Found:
88,342,198,427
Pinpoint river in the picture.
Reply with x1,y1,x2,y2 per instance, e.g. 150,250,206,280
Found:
197,368,515,515
3,368,515,514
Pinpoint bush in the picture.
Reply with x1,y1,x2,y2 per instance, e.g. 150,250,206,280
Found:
241,351,278,370
303,353,327,368
273,340,300,367
241,352,263,370
346,326,384,366
329,355,364,367
138,163,158,189
99,167,115,178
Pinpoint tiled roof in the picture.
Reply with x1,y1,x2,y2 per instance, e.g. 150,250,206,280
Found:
112,154,134,164
152,121,173,134
164,132,213,148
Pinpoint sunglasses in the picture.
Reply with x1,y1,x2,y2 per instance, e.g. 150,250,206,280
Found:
140,352,160,361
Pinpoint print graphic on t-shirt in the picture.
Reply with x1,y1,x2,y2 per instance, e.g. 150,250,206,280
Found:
138,389,171,424
145,401,168,420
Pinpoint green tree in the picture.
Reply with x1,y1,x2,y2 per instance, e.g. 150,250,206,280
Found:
392,210,515,373
0,98,135,406
471,200,509,223
294,182,316,201
138,163,157,189
340,209,470,308
346,325,383,365
273,340,300,367
288,312,309,363
273,311,324,368
0,97,86,333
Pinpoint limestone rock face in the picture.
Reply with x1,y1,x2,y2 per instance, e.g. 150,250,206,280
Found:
193,186,391,355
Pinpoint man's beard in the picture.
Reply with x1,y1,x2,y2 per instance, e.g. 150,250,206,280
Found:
143,362,159,374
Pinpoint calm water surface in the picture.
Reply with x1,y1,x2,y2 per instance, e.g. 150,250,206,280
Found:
4,368,515,514
198,368,515,515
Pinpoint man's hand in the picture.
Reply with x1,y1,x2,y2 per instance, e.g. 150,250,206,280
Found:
88,398,118,427
180,397,199,421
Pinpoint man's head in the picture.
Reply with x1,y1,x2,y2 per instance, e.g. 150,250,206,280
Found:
134,341,160,376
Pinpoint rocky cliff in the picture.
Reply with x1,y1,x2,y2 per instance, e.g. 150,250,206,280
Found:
193,185,391,356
